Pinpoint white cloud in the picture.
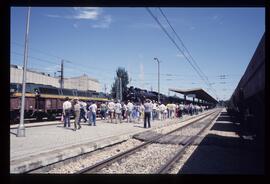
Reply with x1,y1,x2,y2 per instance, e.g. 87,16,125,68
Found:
211,15,223,25
92,15,112,28
73,7,100,20
45,7,112,29
46,14,62,18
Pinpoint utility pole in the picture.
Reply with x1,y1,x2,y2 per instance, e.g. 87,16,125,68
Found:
60,60,64,89
116,77,119,100
119,77,122,101
104,84,107,94
154,58,160,103
17,7,31,137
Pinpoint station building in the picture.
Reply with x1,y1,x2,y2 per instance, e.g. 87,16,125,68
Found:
10,65,100,92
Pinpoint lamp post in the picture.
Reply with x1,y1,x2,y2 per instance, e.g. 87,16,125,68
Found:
17,7,31,137
154,58,160,103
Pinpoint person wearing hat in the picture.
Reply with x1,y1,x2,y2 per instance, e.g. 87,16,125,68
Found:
73,98,81,131
62,97,72,128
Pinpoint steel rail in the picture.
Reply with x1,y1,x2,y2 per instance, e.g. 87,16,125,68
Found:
156,109,222,174
76,109,219,174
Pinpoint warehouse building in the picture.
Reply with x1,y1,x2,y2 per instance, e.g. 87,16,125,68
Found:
10,65,100,92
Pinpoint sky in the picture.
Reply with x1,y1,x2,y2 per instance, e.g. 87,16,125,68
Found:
10,7,265,101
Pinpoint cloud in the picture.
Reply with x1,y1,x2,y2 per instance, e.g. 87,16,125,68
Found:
211,15,223,25
73,7,100,20
46,14,63,18
45,7,112,29
92,15,112,28
46,7,101,20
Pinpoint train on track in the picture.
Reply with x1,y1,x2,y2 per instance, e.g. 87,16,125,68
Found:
10,83,110,124
125,86,212,106
10,82,210,124
227,33,265,141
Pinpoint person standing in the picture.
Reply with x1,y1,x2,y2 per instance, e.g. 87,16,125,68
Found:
144,99,153,128
114,100,122,123
73,98,81,131
152,101,157,121
127,100,134,123
63,97,72,128
107,100,115,123
100,102,107,120
89,102,97,126
79,101,87,123
139,102,145,123
122,102,127,120
87,102,93,125
159,103,165,120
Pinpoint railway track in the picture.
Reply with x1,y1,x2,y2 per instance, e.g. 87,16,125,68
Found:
156,110,221,174
75,109,221,174
26,109,219,174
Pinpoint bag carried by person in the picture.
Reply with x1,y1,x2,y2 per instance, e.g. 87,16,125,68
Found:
61,114,64,122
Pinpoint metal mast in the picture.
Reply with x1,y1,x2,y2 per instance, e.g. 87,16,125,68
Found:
17,7,31,137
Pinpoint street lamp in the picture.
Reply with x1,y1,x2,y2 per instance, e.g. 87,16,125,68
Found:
17,7,31,137
154,58,160,103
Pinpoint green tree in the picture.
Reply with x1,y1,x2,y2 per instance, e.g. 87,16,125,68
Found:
111,67,129,100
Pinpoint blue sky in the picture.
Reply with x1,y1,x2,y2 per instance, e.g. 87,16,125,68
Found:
11,7,265,101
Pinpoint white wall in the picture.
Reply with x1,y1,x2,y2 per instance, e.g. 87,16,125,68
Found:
10,67,100,92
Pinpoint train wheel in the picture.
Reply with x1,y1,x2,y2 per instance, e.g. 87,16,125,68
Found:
47,114,56,121
36,114,43,121
10,117,20,125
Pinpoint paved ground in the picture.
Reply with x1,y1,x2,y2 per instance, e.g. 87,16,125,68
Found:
179,109,264,174
10,110,213,173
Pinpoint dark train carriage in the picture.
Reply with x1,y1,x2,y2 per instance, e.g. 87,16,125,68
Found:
10,82,110,124
227,33,265,140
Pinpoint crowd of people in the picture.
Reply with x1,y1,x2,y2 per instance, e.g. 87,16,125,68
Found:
62,97,208,131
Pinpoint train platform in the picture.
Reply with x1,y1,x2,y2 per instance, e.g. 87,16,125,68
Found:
179,109,264,174
10,110,213,173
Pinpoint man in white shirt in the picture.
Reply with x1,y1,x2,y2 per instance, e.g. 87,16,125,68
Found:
107,101,115,123
171,103,176,118
152,101,157,121
159,103,166,120
62,97,72,128
139,102,145,123
114,100,122,123
89,102,97,126
126,100,134,123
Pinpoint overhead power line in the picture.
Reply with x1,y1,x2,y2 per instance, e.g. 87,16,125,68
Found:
158,8,218,97
146,7,218,99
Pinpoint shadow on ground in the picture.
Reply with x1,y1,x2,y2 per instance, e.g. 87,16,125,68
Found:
178,133,264,174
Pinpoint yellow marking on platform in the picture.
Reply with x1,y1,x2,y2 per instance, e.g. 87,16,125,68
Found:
10,92,109,101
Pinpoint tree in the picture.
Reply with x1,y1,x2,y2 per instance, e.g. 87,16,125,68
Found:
111,67,129,100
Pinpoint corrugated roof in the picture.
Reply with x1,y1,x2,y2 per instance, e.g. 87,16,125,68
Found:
169,88,218,104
